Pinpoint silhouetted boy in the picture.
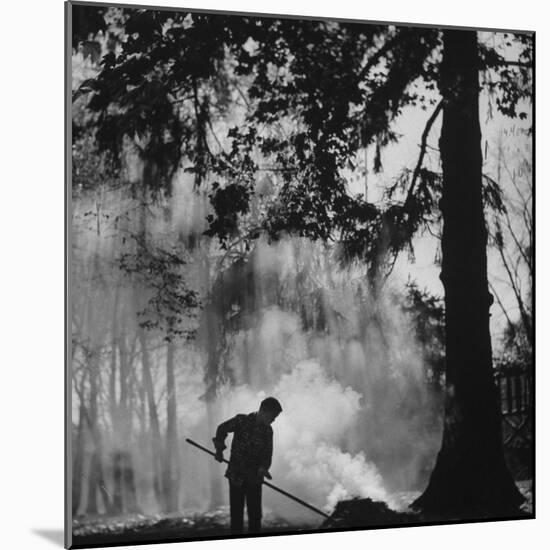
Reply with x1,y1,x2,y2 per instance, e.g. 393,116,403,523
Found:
213,397,283,535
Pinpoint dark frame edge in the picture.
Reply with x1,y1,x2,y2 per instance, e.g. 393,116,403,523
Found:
530,29,536,520
67,0,534,35
65,1,73,548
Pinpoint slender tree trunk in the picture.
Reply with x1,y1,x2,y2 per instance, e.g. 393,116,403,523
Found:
164,337,180,512
112,450,123,515
85,351,100,516
85,351,112,515
203,308,225,508
198,252,224,509
72,397,86,515
118,330,140,512
109,286,124,514
134,180,167,510
206,396,223,508
413,30,523,517
242,330,251,384
139,330,165,508
85,450,99,515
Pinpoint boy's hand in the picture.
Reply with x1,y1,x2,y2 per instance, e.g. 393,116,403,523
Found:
214,450,224,463
258,467,272,480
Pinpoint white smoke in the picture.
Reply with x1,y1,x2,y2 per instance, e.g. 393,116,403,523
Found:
268,361,392,520
72,197,442,519
198,360,392,523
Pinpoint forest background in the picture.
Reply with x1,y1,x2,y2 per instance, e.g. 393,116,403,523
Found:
69,0,532,524
0,0,547,549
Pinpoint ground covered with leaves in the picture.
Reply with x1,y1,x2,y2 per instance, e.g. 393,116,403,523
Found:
72,507,316,546
72,482,532,547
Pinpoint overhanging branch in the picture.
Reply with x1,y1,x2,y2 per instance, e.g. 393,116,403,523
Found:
405,98,444,206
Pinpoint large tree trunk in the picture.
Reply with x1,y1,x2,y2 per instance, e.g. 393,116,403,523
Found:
413,30,523,517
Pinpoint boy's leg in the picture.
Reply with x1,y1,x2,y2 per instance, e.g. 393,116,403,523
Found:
245,481,263,533
229,481,245,535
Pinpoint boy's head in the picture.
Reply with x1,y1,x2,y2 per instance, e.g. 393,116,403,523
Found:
257,397,282,425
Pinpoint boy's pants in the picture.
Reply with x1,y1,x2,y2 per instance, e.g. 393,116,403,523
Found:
229,479,262,534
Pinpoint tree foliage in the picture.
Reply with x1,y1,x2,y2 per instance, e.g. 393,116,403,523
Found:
118,236,201,341
73,5,532,283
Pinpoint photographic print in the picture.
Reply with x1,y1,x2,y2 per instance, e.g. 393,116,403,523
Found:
66,1,534,547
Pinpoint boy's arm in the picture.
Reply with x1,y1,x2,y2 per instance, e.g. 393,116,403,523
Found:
212,415,241,455
258,428,273,479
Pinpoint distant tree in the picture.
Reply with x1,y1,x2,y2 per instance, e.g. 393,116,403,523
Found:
489,141,533,369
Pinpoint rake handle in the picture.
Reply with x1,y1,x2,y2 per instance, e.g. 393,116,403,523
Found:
185,438,332,520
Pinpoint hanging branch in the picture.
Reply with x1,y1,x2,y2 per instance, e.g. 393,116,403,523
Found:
404,98,444,206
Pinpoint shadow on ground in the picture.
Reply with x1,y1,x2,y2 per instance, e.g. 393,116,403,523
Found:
33,529,64,547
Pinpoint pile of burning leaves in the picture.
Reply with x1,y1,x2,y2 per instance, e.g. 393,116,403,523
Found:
322,481,533,530
321,498,420,529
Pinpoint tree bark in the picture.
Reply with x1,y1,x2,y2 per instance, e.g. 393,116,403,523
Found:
413,30,524,517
